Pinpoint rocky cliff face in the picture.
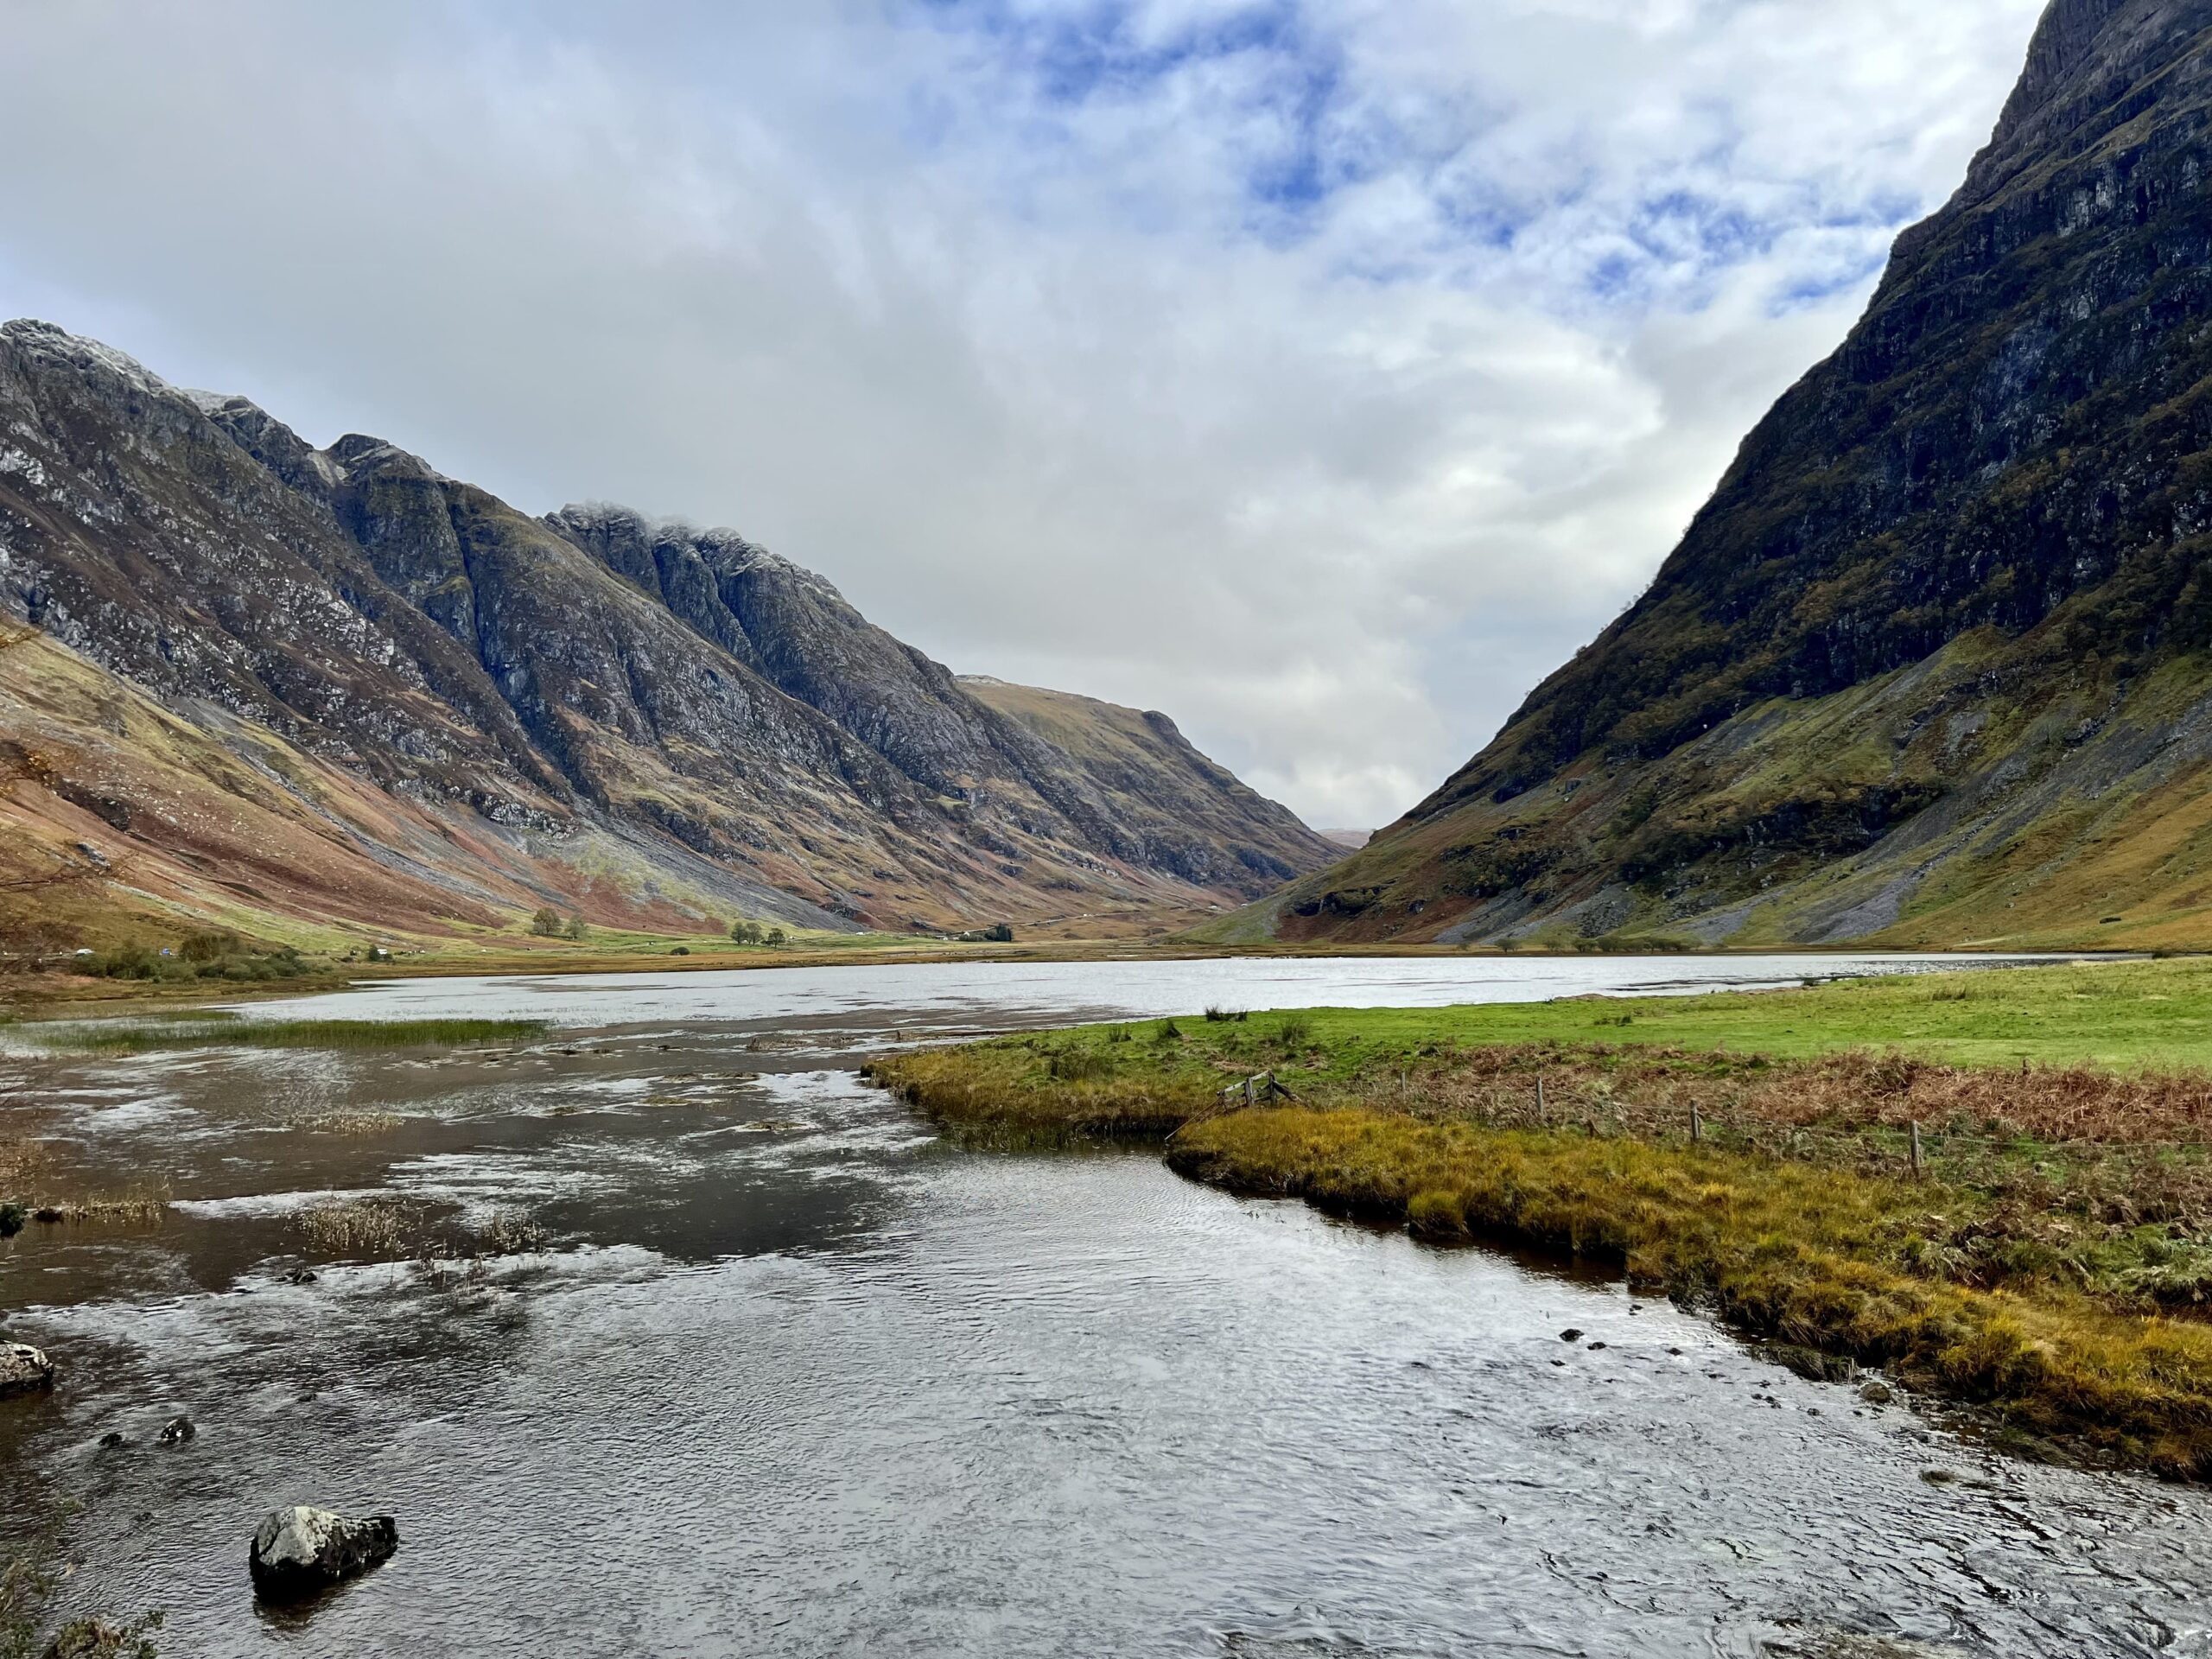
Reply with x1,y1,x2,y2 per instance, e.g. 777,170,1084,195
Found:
0,322,1334,947
1240,0,2212,951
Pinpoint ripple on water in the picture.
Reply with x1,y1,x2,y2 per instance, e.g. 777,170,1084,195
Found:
1,956,2201,1658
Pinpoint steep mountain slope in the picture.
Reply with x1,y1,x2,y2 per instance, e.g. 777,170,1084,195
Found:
0,321,1334,950
956,676,1317,888
1242,0,2212,952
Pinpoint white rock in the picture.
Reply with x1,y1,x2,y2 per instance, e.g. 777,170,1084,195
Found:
248,1505,397,1602
0,1342,54,1397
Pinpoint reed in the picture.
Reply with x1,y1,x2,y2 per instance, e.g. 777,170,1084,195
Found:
295,1196,421,1258
44,1017,546,1055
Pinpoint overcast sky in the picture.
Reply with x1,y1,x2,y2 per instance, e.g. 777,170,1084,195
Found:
1,0,2046,830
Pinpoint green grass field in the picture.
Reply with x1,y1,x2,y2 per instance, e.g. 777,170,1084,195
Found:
940,956,2212,1084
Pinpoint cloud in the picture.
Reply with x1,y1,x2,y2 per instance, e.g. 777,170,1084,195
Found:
0,0,2044,829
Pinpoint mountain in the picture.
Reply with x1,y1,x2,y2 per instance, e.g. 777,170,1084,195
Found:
1234,0,2212,952
0,321,1336,951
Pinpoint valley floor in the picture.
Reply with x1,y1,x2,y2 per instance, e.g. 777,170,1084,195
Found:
872,956,2212,1476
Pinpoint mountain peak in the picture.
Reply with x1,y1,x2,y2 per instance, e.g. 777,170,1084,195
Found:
2,317,177,403
1962,0,2212,199
1254,0,2212,950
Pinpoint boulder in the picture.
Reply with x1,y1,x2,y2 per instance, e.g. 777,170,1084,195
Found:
248,1506,398,1603
0,1341,54,1397
158,1414,195,1444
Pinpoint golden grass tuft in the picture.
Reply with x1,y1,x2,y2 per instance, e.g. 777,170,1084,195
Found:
295,1195,421,1259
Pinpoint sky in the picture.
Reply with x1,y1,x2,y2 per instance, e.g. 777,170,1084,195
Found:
0,0,2047,830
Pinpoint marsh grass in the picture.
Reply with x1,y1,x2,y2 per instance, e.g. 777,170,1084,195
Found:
290,1109,407,1136
296,1196,421,1258
294,1194,545,1265
45,1017,546,1056
1166,1109,2212,1477
2,1129,165,1230
869,967,2212,1475
29,1190,171,1226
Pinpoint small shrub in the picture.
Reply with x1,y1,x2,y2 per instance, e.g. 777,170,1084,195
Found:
178,930,241,963
1154,1020,1185,1044
1275,1014,1314,1047
671,946,690,957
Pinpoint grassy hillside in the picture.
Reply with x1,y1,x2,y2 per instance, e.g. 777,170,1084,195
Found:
1244,1,2212,952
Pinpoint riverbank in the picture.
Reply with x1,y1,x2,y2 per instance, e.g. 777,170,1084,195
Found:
6,930,2103,1018
871,955,2212,1475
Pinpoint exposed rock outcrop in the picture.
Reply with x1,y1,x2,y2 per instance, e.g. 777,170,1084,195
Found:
248,1505,397,1602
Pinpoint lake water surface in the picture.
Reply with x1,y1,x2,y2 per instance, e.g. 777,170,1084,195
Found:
4,952,2207,1657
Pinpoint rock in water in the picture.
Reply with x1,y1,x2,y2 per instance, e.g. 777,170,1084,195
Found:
248,1506,397,1602
158,1414,195,1443
0,1341,55,1396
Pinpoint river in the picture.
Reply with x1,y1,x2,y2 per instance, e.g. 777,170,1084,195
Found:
2,952,2204,1656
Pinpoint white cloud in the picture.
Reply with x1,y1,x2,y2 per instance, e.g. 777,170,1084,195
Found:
0,0,2045,829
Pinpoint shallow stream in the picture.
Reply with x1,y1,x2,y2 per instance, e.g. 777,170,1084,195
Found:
3,953,2205,1656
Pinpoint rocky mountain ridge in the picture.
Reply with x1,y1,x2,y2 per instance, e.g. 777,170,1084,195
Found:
0,321,1334,949
1232,0,2212,952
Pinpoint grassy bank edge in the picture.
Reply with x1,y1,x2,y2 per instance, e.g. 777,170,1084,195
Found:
874,1052,2212,1475
867,959,2212,1478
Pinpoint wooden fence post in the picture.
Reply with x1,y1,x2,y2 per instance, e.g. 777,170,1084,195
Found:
1910,1120,1923,1179
1690,1103,1703,1145
1536,1076,1547,1126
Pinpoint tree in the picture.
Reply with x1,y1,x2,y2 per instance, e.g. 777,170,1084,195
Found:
528,907,562,937
729,921,763,946
563,915,586,941
765,927,786,947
